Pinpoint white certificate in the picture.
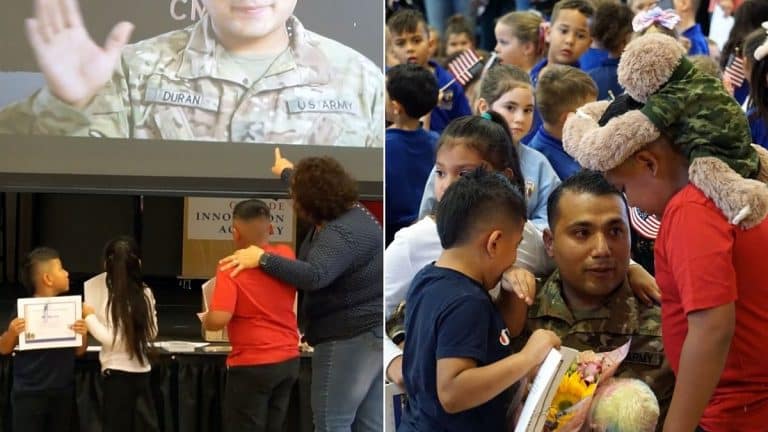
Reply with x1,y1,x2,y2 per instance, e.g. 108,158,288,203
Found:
17,295,82,351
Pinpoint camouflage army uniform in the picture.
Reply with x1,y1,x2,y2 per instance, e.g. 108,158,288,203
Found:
517,270,675,425
641,56,758,178
0,15,383,147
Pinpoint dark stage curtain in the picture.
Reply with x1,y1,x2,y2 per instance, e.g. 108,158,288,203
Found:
0,351,313,432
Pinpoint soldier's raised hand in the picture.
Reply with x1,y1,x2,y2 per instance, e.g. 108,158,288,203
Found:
25,0,134,108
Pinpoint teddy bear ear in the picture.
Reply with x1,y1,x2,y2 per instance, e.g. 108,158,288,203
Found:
618,33,686,103
561,100,610,154
576,100,611,122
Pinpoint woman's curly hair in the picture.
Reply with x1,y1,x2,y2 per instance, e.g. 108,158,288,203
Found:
291,156,359,224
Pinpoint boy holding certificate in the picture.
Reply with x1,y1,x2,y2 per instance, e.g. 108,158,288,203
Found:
0,247,88,432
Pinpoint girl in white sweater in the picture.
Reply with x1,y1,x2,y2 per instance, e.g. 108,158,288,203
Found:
83,236,158,432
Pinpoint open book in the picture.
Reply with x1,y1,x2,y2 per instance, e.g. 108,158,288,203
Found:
514,341,631,432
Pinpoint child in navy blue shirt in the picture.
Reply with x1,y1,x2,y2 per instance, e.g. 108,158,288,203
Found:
387,9,472,134
385,64,440,245
523,0,595,144
401,169,560,432
587,2,633,101
0,247,88,432
529,65,597,180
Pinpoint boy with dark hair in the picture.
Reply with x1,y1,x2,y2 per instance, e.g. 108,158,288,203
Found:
521,0,595,145
530,0,596,85
564,93,768,431
386,9,472,134
674,0,710,55
203,199,299,432
385,63,440,245
400,169,560,432
0,247,87,432
528,65,598,180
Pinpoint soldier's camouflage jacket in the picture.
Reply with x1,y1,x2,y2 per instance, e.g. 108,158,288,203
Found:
0,15,383,147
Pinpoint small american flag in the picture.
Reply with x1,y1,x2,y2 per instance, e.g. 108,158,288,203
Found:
629,207,661,240
446,49,483,88
723,53,746,89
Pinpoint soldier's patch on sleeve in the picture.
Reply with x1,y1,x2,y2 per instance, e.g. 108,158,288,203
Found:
624,351,663,366
145,87,219,112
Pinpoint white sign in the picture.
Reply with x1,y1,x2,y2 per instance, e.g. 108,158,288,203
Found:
187,197,294,242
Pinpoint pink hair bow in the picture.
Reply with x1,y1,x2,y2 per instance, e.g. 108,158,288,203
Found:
632,7,681,33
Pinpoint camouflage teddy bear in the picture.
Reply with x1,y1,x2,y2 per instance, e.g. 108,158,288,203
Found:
563,32,768,228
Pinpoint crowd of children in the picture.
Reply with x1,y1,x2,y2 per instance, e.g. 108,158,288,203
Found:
386,0,768,430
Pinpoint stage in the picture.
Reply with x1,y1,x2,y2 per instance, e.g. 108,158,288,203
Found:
0,278,314,432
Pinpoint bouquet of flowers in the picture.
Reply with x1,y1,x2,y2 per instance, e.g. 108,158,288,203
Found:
541,344,629,432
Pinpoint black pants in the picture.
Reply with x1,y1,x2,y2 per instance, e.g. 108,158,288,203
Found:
102,369,158,432
224,358,300,432
12,387,73,432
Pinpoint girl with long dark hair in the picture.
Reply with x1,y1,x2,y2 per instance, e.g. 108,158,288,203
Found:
83,236,158,432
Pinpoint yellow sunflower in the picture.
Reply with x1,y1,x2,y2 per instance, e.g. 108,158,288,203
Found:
545,371,597,428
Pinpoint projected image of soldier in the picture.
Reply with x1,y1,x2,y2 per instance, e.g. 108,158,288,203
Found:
0,0,382,147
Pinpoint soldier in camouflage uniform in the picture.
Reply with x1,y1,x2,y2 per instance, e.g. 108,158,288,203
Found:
514,170,674,427
0,0,383,147
523,270,674,423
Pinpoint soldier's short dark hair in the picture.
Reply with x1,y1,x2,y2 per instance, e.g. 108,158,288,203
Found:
387,9,429,36
547,170,629,229
551,0,595,25
536,65,597,125
386,64,438,119
436,168,527,249
233,199,271,221
20,247,60,295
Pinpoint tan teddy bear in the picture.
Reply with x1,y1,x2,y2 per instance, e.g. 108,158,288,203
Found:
563,33,768,228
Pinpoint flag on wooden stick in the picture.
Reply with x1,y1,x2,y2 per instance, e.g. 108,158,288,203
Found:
443,49,484,91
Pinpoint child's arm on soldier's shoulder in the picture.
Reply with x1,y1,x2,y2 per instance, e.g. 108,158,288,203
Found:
436,329,560,414
0,318,25,355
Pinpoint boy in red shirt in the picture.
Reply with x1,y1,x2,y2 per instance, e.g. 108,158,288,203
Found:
563,95,768,431
203,199,298,432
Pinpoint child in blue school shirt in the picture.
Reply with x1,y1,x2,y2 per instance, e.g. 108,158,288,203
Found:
418,65,562,232
386,9,472,134
587,2,633,101
385,63,440,245
674,0,709,55
528,65,598,180
523,0,595,144
400,169,560,432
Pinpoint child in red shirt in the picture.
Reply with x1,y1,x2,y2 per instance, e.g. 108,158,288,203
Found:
564,94,768,431
203,199,299,432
